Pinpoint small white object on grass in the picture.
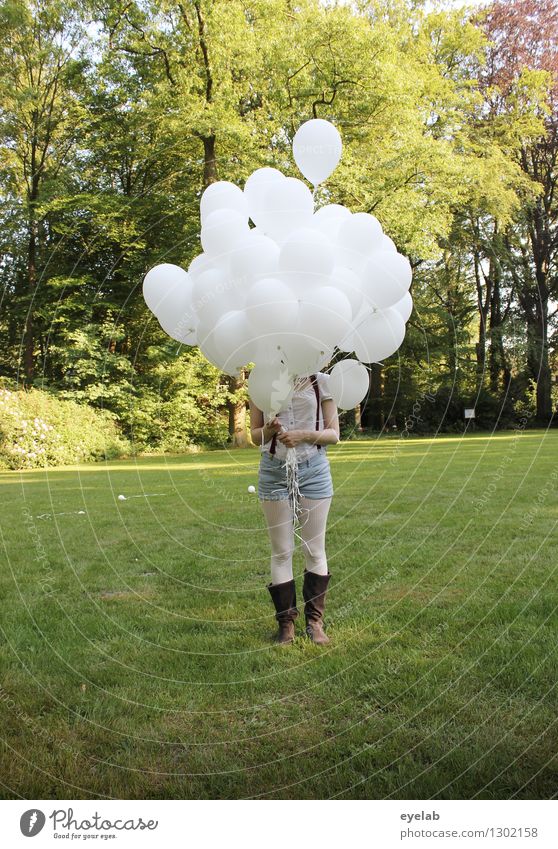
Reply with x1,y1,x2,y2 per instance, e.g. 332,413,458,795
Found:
118,494,127,501
248,485,256,494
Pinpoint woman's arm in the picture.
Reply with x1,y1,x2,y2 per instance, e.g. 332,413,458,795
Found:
249,400,282,446
277,399,340,448
306,398,340,444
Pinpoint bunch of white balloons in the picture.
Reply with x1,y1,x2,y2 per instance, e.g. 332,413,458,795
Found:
143,119,413,415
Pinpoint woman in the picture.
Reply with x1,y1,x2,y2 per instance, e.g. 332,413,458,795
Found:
249,372,340,645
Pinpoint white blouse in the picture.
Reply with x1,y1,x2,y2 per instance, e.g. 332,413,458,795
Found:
260,372,334,462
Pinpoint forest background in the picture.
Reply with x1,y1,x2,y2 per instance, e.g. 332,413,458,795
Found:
1,0,556,468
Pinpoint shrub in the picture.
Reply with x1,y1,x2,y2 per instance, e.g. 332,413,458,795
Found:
0,386,131,470
143,349,234,452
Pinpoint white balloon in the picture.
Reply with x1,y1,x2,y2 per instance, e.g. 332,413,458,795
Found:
330,265,363,317
298,286,352,349
278,332,332,377
382,234,398,253
159,314,197,346
143,263,190,315
360,251,413,310
393,290,413,322
337,212,384,271
248,362,294,417
328,359,370,409
192,267,242,326
257,177,314,242
156,288,195,330
332,302,373,353
353,306,406,363
353,301,375,325
337,329,354,353
187,253,213,283
250,225,269,238
214,309,258,373
229,230,280,290
314,203,351,223
293,119,342,185
200,208,250,260
245,278,299,333
143,265,196,343
196,317,232,373
278,227,335,290
312,203,352,242
200,181,248,222
296,345,334,378
244,167,286,228
250,333,286,368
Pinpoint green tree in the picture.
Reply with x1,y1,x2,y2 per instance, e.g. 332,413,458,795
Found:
479,0,558,423
0,0,89,383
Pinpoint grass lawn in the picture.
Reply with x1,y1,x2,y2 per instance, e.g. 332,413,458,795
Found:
1,430,557,800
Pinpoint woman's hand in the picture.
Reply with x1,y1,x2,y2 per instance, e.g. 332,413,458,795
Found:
263,417,283,441
277,429,308,448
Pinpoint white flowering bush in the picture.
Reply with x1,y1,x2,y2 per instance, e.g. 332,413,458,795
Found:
0,386,131,470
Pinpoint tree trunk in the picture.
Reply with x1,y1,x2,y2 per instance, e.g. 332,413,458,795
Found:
475,333,486,379
520,225,553,423
354,403,363,432
474,252,490,382
536,359,552,422
488,271,510,394
518,137,555,424
24,214,38,384
227,373,249,447
362,363,383,430
194,0,245,445
23,109,44,386
199,131,247,444
526,301,552,423
202,134,217,186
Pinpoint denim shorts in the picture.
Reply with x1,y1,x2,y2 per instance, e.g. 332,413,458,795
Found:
258,450,334,501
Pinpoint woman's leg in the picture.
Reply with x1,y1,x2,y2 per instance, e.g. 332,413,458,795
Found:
260,498,295,585
298,496,332,575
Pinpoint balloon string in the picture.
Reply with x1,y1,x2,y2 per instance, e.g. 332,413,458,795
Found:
285,447,304,540
266,420,304,540
356,361,384,371
324,359,384,375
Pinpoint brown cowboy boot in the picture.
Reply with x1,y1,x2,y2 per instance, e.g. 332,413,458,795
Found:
267,579,299,644
302,570,331,644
